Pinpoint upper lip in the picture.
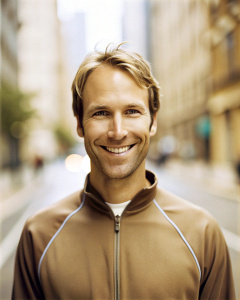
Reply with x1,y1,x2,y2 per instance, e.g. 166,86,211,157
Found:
102,145,131,148
101,144,135,148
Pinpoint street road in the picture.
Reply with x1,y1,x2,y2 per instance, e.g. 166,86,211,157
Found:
0,159,239,299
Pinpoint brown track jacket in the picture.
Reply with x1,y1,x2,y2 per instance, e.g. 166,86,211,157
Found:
12,171,236,300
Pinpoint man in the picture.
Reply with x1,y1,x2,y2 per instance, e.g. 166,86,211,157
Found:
12,44,235,300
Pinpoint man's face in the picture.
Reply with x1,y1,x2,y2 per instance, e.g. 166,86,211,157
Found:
77,65,157,180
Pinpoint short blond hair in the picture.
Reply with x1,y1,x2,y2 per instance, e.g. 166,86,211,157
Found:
72,43,160,128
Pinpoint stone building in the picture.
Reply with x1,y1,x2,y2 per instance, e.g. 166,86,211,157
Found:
207,0,240,171
0,0,18,86
0,0,19,167
149,0,211,162
17,0,64,160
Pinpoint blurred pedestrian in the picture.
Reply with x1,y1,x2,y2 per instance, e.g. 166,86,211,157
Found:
235,150,240,184
33,154,44,171
12,43,236,300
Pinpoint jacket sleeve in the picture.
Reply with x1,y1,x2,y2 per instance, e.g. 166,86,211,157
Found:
12,221,44,300
199,217,236,300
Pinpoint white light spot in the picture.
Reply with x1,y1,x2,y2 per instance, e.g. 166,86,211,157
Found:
65,154,83,172
81,155,91,174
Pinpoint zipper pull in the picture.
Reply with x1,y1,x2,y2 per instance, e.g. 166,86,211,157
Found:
115,215,121,232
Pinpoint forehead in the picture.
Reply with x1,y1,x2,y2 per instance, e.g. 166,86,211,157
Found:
82,65,148,107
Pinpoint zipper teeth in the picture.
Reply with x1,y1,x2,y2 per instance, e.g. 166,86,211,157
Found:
115,232,120,300
115,216,120,300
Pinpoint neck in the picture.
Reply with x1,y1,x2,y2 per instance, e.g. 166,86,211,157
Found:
89,165,150,204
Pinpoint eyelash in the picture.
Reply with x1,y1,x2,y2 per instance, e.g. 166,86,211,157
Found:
93,111,109,116
126,109,140,114
93,109,140,117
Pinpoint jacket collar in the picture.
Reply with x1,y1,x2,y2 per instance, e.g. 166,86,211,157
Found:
83,170,158,214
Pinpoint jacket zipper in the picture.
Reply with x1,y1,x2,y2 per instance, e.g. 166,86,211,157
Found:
114,215,121,300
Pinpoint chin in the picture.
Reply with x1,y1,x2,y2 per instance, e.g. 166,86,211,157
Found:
101,165,138,180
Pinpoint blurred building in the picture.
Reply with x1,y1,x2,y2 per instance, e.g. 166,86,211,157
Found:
58,11,87,136
0,0,19,167
207,0,240,169
149,0,211,162
0,0,18,86
17,0,66,161
122,0,150,59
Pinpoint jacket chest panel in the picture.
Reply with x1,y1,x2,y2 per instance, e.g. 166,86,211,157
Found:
40,214,115,299
119,215,200,299
39,207,200,299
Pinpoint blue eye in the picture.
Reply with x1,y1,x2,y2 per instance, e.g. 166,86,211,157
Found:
93,111,109,116
126,109,140,114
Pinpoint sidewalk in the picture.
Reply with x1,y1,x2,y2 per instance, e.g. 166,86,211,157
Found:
1,164,40,200
0,164,46,222
161,159,240,202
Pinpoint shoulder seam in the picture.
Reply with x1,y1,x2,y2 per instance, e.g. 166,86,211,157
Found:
153,199,202,280
38,194,86,283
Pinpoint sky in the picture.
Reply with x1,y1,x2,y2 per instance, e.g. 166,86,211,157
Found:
57,0,124,52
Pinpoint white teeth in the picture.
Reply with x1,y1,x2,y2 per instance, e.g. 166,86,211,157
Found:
106,146,130,154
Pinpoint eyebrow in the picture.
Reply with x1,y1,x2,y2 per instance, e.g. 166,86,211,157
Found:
125,102,147,110
86,104,109,114
86,102,147,114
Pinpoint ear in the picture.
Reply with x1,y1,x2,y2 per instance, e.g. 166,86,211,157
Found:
150,113,157,137
76,116,84,137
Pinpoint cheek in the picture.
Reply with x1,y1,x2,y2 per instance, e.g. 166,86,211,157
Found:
128,118,151,133
126,113,151,125
84,121,107,140
131,126,151,144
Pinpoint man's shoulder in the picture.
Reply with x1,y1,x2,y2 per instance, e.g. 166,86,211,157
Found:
154,187,226,254
154,187,218,228
24,189,83,234
17,190,84,271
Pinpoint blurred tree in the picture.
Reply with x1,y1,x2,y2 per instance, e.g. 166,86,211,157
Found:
0,84,35,168
54,125,77,155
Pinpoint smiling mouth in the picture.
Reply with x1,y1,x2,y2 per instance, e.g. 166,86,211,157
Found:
101,145,134,154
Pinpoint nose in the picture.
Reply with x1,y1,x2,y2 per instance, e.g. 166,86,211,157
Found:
107,113,128,140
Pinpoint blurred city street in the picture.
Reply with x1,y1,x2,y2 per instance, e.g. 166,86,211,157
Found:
0,158,239,299
1,0,240,299
0,158,88,300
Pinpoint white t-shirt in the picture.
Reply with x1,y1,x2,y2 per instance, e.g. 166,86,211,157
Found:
105,200,131,216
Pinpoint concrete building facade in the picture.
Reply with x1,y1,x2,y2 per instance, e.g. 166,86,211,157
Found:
122,0,150,60
0,0,18,86
149,0,211,162
207,0,240,170
0,0,19,167
17,0,65,160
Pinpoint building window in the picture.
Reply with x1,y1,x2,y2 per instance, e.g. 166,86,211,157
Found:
226,31,235,74
210,0,220,16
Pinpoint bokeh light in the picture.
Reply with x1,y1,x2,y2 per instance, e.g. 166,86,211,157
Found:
65,154,90,173
81,155,91,174
65,154,83,172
